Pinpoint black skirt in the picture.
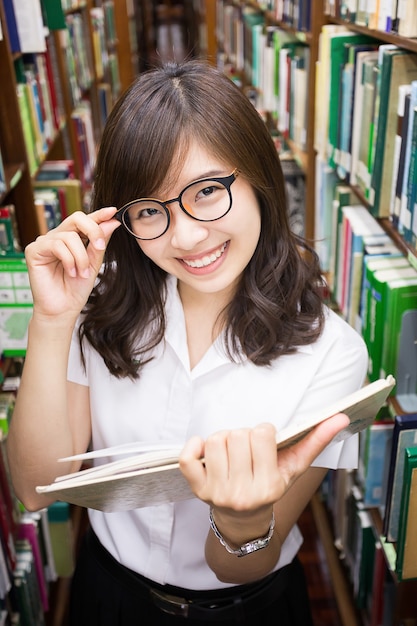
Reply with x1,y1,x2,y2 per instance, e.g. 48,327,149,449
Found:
69,528,315,625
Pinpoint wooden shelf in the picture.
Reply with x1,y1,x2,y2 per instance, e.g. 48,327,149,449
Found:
310,493,362,626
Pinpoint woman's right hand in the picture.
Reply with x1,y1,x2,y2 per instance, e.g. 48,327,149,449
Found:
24,207,120,319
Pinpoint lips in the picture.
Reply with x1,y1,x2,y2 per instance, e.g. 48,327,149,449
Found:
181,242,228,268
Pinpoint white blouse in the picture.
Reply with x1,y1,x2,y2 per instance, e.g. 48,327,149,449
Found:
67,276,368,590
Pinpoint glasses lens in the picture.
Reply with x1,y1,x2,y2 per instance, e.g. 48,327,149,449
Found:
181,180,231,221
123,200,169,240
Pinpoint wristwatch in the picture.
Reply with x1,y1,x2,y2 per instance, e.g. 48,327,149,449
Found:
209,509,275,557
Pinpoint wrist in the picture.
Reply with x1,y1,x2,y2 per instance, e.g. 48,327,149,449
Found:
209,508,275,557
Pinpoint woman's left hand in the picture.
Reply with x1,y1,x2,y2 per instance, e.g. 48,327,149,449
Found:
179,413,349,512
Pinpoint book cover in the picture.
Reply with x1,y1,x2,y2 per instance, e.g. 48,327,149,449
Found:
33,180,82,216
314,157,339,272
406,106,417,247
356,58,379,198
335,43,376,181
17,516,49,611
370,49,417,217
314,24,344,160
363,265,417,381
327,32,373,169
331,185,360,298
383,413,417,542
392,88,411,227
396,0,417,37
11,0,46,53
360,254,409,341
14,540,45,626
358,421,394,507
3,0,21,53
349,49,379,187
36,376,396,512
339,205,386,325
380,278,417,412
396,445,417,580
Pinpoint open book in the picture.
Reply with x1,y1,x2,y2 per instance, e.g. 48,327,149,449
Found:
36,375,396,512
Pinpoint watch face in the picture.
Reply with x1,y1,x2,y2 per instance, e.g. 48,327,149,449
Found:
238,537,272,557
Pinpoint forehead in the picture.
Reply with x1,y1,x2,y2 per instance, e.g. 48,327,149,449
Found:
156,140,232,197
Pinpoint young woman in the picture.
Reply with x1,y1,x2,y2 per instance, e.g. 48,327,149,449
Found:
7,60,368,625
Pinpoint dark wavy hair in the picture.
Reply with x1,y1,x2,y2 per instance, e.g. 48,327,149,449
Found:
80,60,325,378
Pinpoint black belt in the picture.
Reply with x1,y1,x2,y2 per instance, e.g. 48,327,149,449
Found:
86,528,293,621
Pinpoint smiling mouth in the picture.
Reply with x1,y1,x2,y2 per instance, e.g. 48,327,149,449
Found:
182,242,228,268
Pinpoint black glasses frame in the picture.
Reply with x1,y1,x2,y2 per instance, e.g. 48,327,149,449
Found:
115,168,239,240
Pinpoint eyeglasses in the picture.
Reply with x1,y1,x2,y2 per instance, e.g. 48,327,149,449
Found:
115,169,239,240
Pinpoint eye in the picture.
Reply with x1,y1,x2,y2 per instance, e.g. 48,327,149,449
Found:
139,207,162,219
127,203,163,222
194,183,223,203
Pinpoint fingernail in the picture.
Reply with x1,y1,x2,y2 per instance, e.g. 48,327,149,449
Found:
95,238,106,250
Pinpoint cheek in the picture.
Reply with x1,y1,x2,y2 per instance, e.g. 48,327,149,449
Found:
137,240,163,265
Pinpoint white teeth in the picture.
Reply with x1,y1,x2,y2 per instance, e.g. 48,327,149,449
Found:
183,243,226,268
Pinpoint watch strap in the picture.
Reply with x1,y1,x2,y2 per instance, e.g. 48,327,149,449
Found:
209,509,275,557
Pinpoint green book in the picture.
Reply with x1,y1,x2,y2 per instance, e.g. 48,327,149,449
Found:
396,446,417,581
380,278,417,390
356,56,378,197
327,32,373,169
360,256,410,342
15,83,38,175
370,48,417,217
362,265,417,381
42,0,66,30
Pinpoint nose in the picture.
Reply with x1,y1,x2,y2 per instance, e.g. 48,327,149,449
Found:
168,203,209,250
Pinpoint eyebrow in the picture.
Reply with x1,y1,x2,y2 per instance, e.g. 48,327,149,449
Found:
186,168,232,185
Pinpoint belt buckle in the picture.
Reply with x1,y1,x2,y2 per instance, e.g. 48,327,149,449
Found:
150,588,190,617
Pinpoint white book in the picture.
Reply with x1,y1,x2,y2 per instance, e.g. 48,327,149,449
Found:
36,377,396,512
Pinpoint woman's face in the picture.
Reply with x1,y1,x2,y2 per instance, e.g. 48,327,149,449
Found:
137,141,261,302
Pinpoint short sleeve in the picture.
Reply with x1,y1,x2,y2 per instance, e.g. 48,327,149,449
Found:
67,322,89,386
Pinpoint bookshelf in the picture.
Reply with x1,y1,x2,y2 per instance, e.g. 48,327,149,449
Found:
209,1,417,624
0,0,139,623
0,0,138,249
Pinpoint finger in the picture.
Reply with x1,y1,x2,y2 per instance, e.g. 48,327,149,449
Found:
224,429,252,480
53,208,119,253
179,436,206,491
30,232,93,279
278,413,350,475
249,423,279,479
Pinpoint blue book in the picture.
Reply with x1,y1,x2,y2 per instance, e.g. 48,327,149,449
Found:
3,0,21,53
358,422,394,507
383,413,417,542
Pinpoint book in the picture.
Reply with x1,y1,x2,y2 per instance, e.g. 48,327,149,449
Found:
331,185,361,298
355,54,379,197
314,157,339,272
358,421,394,507
36,376,396,512
349,49,379,187
338,205,387,326
398,82,417,240
327,32,373,169
380,278,417,412
396,0,417,37
360,255,409,337
17,515,49,611
370,48,417,217
383,413,417,542
3,0,21,53
343,485,376,609
396,445,417,580
361,265,417,381
391,87,411,227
